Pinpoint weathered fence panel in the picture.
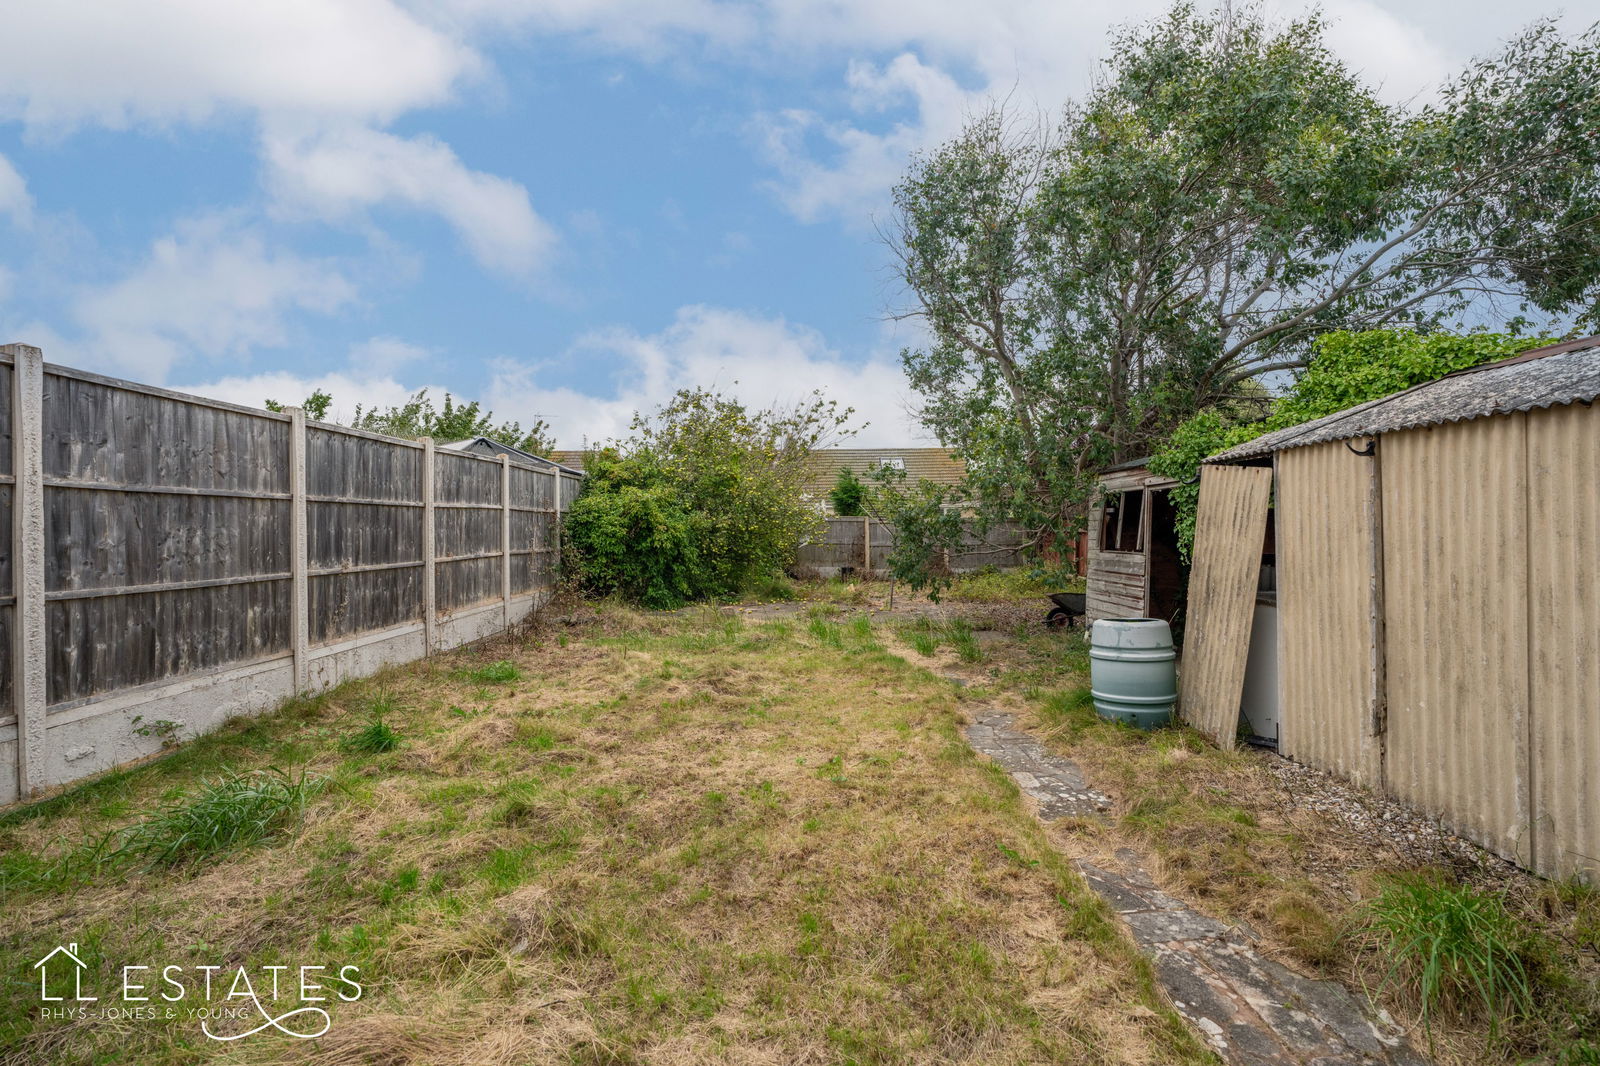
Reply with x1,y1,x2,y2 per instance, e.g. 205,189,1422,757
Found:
796,516,1030,576
1,347,571,805
43,368,294,706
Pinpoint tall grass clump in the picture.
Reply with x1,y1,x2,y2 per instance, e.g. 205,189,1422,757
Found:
945,620,983,663
808,618,845,649
342,718,401,755
461,660,522,684
1355,874,1535,1041
743,572,799,602
95,768,322,870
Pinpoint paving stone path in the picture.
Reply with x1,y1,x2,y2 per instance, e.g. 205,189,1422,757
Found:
961,705,1429,1066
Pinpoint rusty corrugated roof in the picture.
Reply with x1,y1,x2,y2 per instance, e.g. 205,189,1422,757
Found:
1206,338,1600,463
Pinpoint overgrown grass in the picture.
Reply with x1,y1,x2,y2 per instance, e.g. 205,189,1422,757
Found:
342,718,401,755
97,767,323,871
945,618,983,663
944,567,1080,602
1355,875,1535,1042
458,659,522,684
984,624,1600,1066
0,610,1207,1066
741,571,799,602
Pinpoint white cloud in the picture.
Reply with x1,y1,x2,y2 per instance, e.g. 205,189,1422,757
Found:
0,152,33,225
71,215,356,381
745,0,1473,224
263,125,556,277
184,366,449,425
487,305,928,449
348,335,431,375
175,307,927,450
0,0,473,129
758,54,974,223
1315,0,1455,104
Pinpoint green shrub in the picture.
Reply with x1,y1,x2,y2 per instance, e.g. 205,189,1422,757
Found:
564,469,703,609
566,388,849,609
828,468,867,516
1355,874,1535,1040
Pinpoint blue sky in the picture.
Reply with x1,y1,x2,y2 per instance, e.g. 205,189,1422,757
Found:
0,1,1590,448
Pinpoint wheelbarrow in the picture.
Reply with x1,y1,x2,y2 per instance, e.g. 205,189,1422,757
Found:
1045,591,1086,629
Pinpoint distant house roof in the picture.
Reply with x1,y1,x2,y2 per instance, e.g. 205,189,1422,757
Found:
547,449,587,471
438,437,583,475
802,447,966,498
1206,337,1600,464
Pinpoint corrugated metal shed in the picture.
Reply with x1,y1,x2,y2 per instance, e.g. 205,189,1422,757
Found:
1206,337,1600,464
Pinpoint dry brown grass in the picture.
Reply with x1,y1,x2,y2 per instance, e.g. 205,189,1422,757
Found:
963,622,1600,1066
0,606,1208,1066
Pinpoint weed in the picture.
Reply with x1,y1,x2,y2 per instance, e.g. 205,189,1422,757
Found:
996,843,1040,869
945,620,983,663
1355,874,1536,1040
461,660,522,685
96,768,323,870
342,718,401,755
130,716,184,748
944,567,1077,603
808,618,844,649
743,572,799,602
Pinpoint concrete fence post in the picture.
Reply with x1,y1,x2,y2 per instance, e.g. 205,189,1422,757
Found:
551,469,563,590
287,407,309,693
500,454,512,629
5,344,45,798
421,438,436,652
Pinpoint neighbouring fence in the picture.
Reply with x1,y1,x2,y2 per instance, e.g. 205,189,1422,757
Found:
0,344,579,805
795,516,1031,576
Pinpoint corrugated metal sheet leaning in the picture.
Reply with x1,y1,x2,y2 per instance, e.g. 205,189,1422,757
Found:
1193,338,1600,879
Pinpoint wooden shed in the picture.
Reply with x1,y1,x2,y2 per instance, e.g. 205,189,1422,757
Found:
1085,459,1184,626
1180,338,1600,879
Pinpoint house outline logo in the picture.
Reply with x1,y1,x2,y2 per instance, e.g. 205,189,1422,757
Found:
34,943,97,1002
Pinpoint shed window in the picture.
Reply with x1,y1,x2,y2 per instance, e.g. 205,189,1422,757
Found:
1101,490,1145,553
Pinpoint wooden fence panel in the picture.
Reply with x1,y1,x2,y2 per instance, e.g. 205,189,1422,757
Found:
1,349,575,802
0,361,17,719
797,517,1029,573
306,428,424,644
41,370,293,705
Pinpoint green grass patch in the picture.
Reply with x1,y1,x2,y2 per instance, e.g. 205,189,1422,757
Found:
96,768,323,871
945,619,983,663
1354,874,1536,1042
459,659,522,684
342,718,401,755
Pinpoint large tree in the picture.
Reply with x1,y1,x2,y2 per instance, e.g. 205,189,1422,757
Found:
892,5,1600,543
